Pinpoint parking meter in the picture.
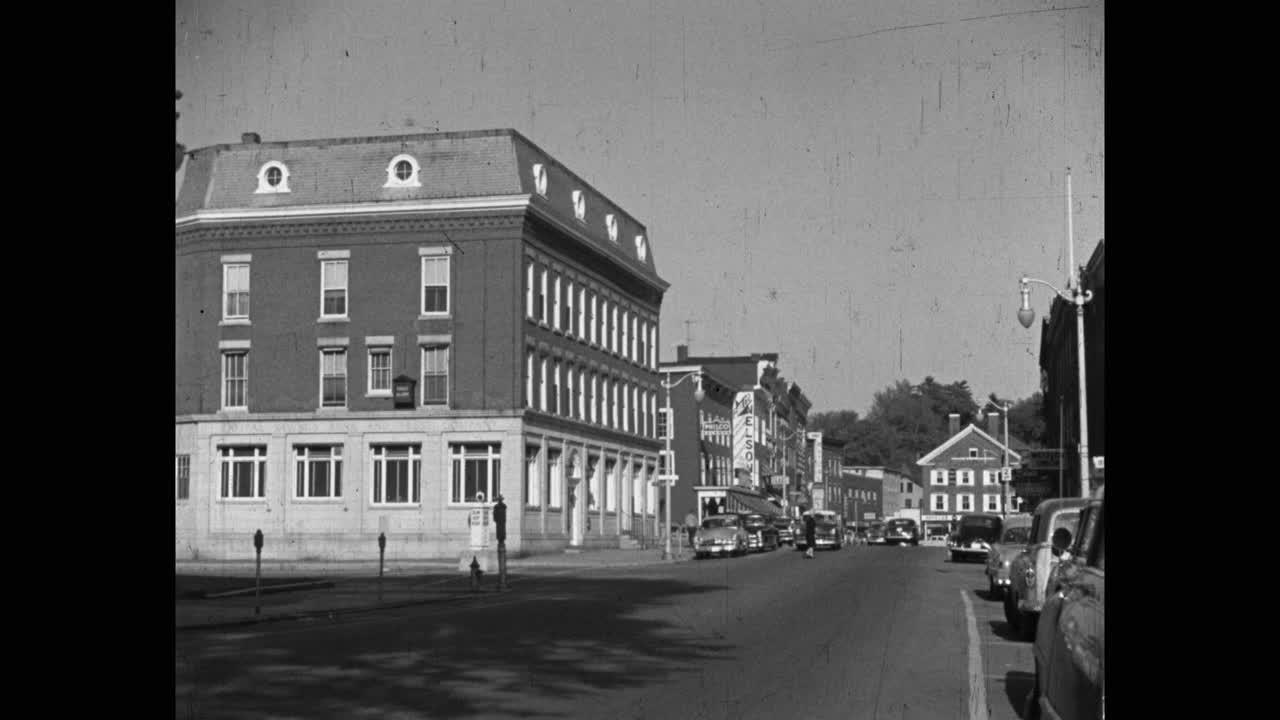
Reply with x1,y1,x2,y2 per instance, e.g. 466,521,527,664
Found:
378,532,386,552
253,529,264,554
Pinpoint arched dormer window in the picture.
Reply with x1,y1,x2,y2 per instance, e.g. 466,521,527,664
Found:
383,154,422,188
572,190,586,222
635,235,648,262
532,163,548,197
255,161,291,194
606,214,618,243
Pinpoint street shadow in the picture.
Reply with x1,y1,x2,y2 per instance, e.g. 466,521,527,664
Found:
975,587,1003,603
176,575,736,719
1004,670,1035,719
988,619,1024,642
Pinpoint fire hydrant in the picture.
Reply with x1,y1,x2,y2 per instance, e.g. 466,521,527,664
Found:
469,556,483,593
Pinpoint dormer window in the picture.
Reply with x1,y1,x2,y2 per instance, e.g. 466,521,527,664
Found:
255,161,291,194
532,163,548,196
383,154,421,188
969,448,979,458
572,190,586,221
635,235,648,262
606,214,618,243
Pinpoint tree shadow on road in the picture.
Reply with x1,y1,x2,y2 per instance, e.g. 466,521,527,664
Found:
176,575,735,720
1004,670,1035,719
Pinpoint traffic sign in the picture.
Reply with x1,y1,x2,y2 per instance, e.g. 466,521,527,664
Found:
1001,466,1012,483
651,474,679,486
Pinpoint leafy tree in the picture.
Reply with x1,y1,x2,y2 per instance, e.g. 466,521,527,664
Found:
807,409,860,444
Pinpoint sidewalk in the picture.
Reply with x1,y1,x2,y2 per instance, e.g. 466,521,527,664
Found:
176,546,691,632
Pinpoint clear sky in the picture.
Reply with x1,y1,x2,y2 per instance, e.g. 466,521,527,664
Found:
176,0,1104,416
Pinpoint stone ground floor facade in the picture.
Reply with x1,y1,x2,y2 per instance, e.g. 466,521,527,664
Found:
175,410,664,561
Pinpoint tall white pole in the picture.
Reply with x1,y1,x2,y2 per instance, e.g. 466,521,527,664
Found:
663,371,673,560
1002,402,1009,517
1066,168,1075,291
1066,167,1091,499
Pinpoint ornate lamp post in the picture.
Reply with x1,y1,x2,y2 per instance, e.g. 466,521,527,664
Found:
660,370,705,560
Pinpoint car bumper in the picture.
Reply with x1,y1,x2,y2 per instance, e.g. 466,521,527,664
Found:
949,547,989,559
697,545,738,555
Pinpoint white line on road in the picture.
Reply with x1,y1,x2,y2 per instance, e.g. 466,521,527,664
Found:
962,590,990,720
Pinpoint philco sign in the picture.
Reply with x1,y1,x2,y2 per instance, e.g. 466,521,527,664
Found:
733,392,755,472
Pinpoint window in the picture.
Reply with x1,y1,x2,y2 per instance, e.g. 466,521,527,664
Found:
539,356,548,411
657,407,671,440
295,446,343,499
578,286,587,337
421,345,448,405
637,320,646,365
572,189,586,221
319,260,348,318
532,163,548,196
600,299,609,349
983,470,998,486
320,349,347,407
525,445,541,509
255,161,291,194
566,281,576,336
605,459,617,511
552,274,562,331
931,493,948,512
589,292,598,345
222,352,248,410
969,448,979,458
588,459,600,510
563,362,574,417
451,443,501,504
525,261,535,318
930,469,946,486
611,380,619,428
421,255,450,315
525,352,534,408
175,455,190,500
372,444,421,505
223,264,250,320
636,235,648,262
621,311,630,360
905,498,913,509
622,383,631,432
577,368,586,419
384,154,421,187
957,469,974,486
368,348,392,395
550,360,560,415
590,372,599,424
539,268,548,323
958,494,973,512
606,213,618,242
219,446,267,498
649,325,657,368
983,493,1001,512
546,448,562,508
612,306,620,353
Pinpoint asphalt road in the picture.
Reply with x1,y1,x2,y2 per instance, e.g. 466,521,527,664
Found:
175,544,1035,720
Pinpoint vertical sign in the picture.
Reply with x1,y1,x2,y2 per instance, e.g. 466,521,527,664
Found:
733,392,756,481
813,439,823,485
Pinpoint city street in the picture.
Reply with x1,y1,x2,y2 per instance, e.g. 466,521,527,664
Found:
176,545,1035,720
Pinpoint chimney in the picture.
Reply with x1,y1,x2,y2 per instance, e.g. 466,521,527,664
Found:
676,344,689,361
241,132,261,144
948,413,960,437
987,412,1001,440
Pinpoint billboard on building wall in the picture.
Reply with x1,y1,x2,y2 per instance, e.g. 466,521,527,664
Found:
733,392,756,475
813,440,823,485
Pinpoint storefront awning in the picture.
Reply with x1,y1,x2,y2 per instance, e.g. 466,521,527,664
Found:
725,489,783,516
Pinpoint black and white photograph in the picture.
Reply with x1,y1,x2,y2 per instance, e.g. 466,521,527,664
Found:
175,2,1105,718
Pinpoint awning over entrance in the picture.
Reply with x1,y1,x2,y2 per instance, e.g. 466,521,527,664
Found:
725,488,784,516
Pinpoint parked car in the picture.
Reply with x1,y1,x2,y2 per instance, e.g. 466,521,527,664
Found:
949,513,1003,562
773,516,796,546
1004,497,1091,641
740,512,781,553
1027,490,1104,720
865,521,886,545
883,518,921,546
984,514,1033,598
693,514,749,559
797,510,844,551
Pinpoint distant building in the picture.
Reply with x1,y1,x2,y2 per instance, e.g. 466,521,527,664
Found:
807,433,847,516
915,414,1023,536
844,466,919,518
832,471,883,524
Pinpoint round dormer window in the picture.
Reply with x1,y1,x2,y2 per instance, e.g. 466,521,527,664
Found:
255,161,291,194
266,166,283,186
384,154,422,188
395,160,413,181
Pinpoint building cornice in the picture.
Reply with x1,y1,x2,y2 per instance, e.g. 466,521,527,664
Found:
175,195,533,229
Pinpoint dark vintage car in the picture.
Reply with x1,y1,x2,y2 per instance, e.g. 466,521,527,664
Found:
796,510,844,551
773,516,796,545
1027,489,1104,720
1004,497,1091,641
883,517,921,546
693,514,749,559
740,512,781,553
865,521,886,545
949,513,1003,562
984,514,1033,598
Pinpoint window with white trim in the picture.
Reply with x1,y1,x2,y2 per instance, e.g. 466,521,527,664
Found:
930,469,946,486
223,263,250,320
552,274,562,331
384,154,421,188
578,286,587,339
957,494,974,512
220,446,267,498
532,163,547,196
320,260,348,318
622,382,631,433
566,280,576,336
525,351,534,408
957,469,974,486
539,356,548,411
621,310,630,360
371,444,420,505
525,445,541,509
649,325,657,368
982,470,999,486
563,362,574,417
577,368,586,419
421,345,448,405
606,213,618,242
605,459,617,511
320,349,347,407
611,379,620,428
450,443,501,504
421,255,450,315
175,455,190,500
539,268,548,323
549,360,560,415
255,161,290,193
983,493,1001,512
572,190,586,221
931,493,948,512
969,448,979,458
525,260,535,319
547,448,562,508
295,446,343,499
600,298,610,350
368,347,392,395
612,305,620,354
590,372,600,424
222,352,248,410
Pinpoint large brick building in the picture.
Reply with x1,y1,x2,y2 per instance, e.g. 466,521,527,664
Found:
175,129,668,560
916,414,1023,537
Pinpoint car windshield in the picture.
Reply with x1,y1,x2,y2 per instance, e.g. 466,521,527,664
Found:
701,516,739,529
743,515,768,528
958,516,1001,542
1001,527,1030,544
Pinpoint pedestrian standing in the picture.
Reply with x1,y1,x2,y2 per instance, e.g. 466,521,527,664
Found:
684,511,698,548
804,513,817,559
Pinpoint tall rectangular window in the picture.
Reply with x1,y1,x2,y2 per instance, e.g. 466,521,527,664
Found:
295,446,343,499
564,280,574,332
372,444,420,505
958,494,973,512
605,459,617,512
552,274,562,331
222,352,247,410
589,292,598,345
612,306,620,353
175,454,190,500
219,446,266,498
931,469,947,486
957,469,974,486
525,352,535,408
577,368,586,420
590,372,599,424
547,448,563,509
320,349,347,407
638,320,646,366
931,494,948,512
421,255,450,315
649,326,657,368
525,445,541,509
321,260,348,318
600,299,609,349
422,345,449,405
451,443,501,504
539,356,548,411
223,264,250,320
983,493,1001,512
621,311,630,360
563,362,574,418
368,348,392,395
589,459,600,510
539,268,548,323
578,287,587,340
525,260,535,318
550,360,560,415
622,384,631,433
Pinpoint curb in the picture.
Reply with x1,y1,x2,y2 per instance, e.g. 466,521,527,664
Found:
176,588,497,632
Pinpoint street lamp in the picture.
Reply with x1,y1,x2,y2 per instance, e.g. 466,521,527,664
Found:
1016,167,1094,499
660,370,705,560
982,398,1011,517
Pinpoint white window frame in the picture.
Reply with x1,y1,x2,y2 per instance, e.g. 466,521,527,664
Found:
930,469,946,486
550,360,561,415
636,234,648,262
612,305,620,354
320,259,349,319
525,351,535,408
540,268,549,324
371,444,421,506
622,383,631,433
222,262,251,322
969,448,979,458
539,356,548,412
367,346,392,396
175,454,190,501
320,348,347,408
648,325,657,368
255,161,291,194
578,368,587,420
219,446,267,499
552,274,562,331
983,493,1001,513
421,344,449,406
450,443,502,505
547,448,563,509
606,213,618,243
525,260,535,319
957,493,974,512
383,153,421,188
525,445,542,509
221,351,248,410
578,286,587,340
572,189,586,221
420,250,451,317
294,445,344,500
621,310,630,360
590,372,599,424
983,469,999,486
589,292,598,345
931,493,948,512
566,280,576,337
957,469,975,486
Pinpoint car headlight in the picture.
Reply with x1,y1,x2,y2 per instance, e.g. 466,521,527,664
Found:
1002,560,1010,568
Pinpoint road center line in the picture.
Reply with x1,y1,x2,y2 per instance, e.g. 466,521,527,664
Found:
961,590,990,720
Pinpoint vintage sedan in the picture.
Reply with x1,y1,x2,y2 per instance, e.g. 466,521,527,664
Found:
949,513,1003,562
693,514,749,559
1027,490,1104,720
984,514,1033,598
865,521,886,545
773,516,796,546
797,510,844,551
1004,497,1091,641
883,517,921,546
740,512,781,553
